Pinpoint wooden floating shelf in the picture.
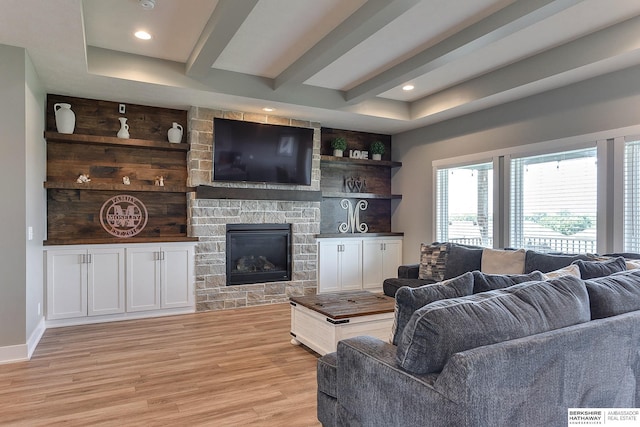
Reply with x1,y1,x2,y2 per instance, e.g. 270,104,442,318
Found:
44,181,195,193
315,232,404,239
44,236,199,246
320,155,402,168
322,192,402,200
44,131,189,151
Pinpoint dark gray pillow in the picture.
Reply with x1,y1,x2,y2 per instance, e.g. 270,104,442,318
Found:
584,269,640,319
572,256,626,279
396,275,590,374
391,272,474,346
524,250,591,273
471,270,546,293
444,244,483,280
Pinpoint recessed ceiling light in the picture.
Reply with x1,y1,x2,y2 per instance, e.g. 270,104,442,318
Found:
139,0,156,10
134,30,152,40
263,107,275,112
402,84,415,91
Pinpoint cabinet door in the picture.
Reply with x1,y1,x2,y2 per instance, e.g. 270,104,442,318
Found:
362,240,384,290
318,240,341,293
339,240,363,291
381,239,403,280
87,247,125,316
126,246,161,312
46,249,87,320
161,245,194,308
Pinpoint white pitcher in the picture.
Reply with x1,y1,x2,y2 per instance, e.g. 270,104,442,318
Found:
167,122,183,143
117,117,130,139
54,103,75,134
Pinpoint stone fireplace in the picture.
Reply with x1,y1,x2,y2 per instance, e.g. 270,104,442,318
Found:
187,107,321,311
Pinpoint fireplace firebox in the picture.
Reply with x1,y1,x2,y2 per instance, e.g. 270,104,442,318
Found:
226,224,292,286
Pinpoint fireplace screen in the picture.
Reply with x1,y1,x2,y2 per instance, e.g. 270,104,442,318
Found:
226,224,292,286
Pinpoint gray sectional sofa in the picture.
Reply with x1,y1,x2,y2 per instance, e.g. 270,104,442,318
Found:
316,245,640,426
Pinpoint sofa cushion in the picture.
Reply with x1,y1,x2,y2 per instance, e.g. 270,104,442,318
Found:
524,250,591,274
391,272,474,346
418,242,449,282
383,278,437,298
481,248,526,274
396,275,590,374
572,256,626,279
444,244,483,280
584,269,640,319
471,270,545,293
542,263,581,279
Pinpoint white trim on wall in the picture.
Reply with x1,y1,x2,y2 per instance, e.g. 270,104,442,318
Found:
0,316,46,364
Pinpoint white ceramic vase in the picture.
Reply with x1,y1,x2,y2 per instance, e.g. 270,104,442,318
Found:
54,103,75,134
117,117,130,139
372,153,382,161
333,149,343,157
167,122,183,143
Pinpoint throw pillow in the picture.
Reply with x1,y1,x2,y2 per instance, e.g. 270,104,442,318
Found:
542,263,581,279
481,248,526,274
584,269,640,319
396,275,590,374
524,250,592,274
571,256,627,279
390,272,474,346
471,270,545,293
443,244,483,280
625,259,640,270
418,242,450,282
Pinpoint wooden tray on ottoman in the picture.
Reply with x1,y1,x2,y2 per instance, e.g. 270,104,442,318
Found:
289,291,395,355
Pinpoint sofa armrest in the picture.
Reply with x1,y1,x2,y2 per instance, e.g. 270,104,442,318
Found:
335,336,462,427
398,263,420,279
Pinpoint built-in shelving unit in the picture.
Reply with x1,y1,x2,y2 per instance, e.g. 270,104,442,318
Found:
44,94,194,245
318,127,402,237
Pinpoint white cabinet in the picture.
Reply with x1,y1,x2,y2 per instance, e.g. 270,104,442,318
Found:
46,247,124,320
318,239,363,293
45,242,194,324
126,244,194,312
362,238,403,291
317,236,402,293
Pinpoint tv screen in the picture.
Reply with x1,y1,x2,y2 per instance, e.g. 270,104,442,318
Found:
213,118,314,185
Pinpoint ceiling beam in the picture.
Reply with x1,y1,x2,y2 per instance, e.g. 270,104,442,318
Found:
185,0,259,78
273,0,421,90
345,0,584,104
409,13,640,121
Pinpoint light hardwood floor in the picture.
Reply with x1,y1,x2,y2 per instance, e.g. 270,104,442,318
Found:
0,303,321,426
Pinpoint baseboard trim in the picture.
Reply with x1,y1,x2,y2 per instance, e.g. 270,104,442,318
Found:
45,307,195,328
27,317,46,359
0,316,46,364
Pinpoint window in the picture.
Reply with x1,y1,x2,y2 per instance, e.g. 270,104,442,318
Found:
624,138,640,252
435,162,493,247
509,147,597,253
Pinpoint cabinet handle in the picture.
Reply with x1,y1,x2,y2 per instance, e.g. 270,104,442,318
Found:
80,254,85,264
87,254,92,264
383,243,387,251
161,251,165,261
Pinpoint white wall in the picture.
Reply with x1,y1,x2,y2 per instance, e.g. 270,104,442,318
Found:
0,44,46,360
392,63,640,263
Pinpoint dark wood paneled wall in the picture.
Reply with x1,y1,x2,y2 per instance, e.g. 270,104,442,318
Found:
47,94,187,142
321,127,392,161
320,198,392,234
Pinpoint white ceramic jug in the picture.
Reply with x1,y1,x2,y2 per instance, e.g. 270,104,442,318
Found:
117,117,130,139
54,103,75,134
167,122,183,143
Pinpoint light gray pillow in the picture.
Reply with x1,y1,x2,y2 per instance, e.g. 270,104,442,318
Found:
391,272,474,346
396,275,590,374
584,269,640,319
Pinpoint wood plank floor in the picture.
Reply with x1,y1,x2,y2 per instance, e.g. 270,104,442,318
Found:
0,303,322,426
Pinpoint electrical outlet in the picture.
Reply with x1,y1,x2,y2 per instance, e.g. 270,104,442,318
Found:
119,104,126,114
27,226,33,241
37,303,41,316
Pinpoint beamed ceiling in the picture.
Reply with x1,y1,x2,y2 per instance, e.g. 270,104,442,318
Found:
2,0,640,134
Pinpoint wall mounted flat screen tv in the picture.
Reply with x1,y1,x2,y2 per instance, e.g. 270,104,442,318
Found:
213,118,314,185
